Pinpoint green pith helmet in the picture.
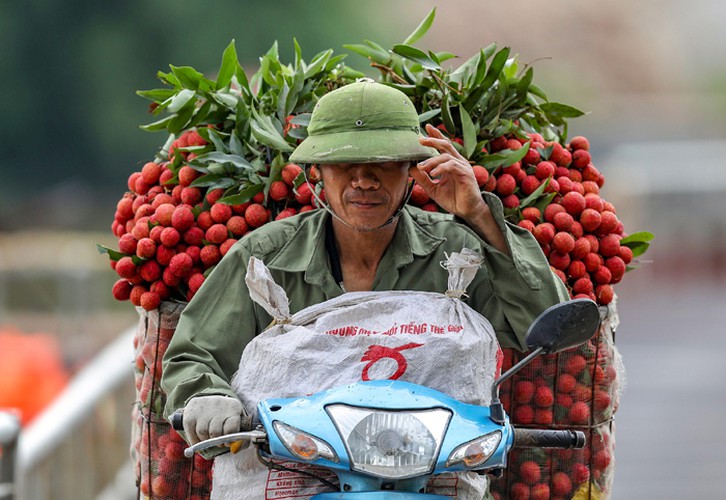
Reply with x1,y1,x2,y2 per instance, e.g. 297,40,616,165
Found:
289,79,438,164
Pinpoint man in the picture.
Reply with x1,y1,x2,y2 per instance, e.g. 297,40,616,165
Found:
161,79,568,448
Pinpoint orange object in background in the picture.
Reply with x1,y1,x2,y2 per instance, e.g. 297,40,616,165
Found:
0,328,69,426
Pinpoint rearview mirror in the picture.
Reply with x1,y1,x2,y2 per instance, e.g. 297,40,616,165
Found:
525,298,601,353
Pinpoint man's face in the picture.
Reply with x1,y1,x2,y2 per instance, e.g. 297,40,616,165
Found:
319,161,411,231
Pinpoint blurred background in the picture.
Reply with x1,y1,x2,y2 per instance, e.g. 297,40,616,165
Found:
0,0,724,498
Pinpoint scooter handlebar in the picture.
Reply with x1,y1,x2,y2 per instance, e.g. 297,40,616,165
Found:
513,428,586,449
170,410,184,431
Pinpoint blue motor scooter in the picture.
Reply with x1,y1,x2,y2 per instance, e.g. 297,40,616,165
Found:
176,298,600,498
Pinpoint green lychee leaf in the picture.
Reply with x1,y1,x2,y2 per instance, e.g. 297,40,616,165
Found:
218,183,264,205
479,46,510,93
196,152,254,171
402,7,436,45
392,44,441,71
619,231,654,245
140,114,174,132
304,49,333,79
536,144,554,161
170,65,203,91
418,108,441,124
96,244,126,262
540,102,586,119
479,142,530,169
459,105,477,159
137,88,177,103
216,40,239,90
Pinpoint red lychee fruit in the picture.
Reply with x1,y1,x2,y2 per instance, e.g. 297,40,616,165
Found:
521,207,541,223
571,149,591,169
117,197,134,220
139,260,162,283
534,160,556,181
118,233,138,255
566,354,587,376
150,193,174,210
502,161,522,178
552,472,573,496
177,165,199,187
572,463,590,484
115,256,137,279
210,203,233,224
495,173,516,196
519,461,541,485
584,193,604,212
534,386,554,407
185,245,201,265
155,246,176,266
552,232,575,254
582,180,599,195
294,183,313,205
188,273,205,294
183,227,204,246
206,188,225,205
579,208,602,232
510,483,530,500
518,220,535,232
530,483,550,500
410,184,430,205
567,260,587,280
533,223,555,245
205,224,229,245
220,238,237,256
534,408,553,425
513,404,534,424
520,175,541,196
482,175,496,192
544,203,565,223
226,215,249,237
514,381,535,404
549,250,571,271
169,252,193,278
605,256,626,282
569,136,590,151
471,165,489,187
618,245,633,265
523,147,541,165
569,401,590,424
557,373,577,393
595,284,614,305
162,266,182,287
275,208,298,221
196,211,213,231
269,181,291,201
160,227,181,248
245,203,269,228
552,210,575,231
181,187,203,206
129,285,146,307
171,205,195,232
571,237,591,260
599,234,621,257
549,143,572,167
200,245,222,268
594,389,612,411
598,211,618,235
112,279,132,301
136,238,157,259
501,194,519,209
561,191,586,217
141,162,162,184
282,163,303,186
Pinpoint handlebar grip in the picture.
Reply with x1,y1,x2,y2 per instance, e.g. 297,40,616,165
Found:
170,411,184,431
513,428,586,449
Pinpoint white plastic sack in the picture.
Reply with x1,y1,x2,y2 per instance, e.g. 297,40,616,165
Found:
213,249,502,500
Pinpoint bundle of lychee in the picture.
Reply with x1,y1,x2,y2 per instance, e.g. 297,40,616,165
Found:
103,129,322,311
489,305,621,499
130,302,214,500
407,128,648,306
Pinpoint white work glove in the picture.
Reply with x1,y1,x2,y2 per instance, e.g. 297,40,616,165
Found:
182,395,249,445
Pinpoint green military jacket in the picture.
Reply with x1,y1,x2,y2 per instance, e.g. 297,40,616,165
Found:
161,194,569,418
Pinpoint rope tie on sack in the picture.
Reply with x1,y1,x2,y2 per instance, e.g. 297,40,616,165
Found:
440,249,483,299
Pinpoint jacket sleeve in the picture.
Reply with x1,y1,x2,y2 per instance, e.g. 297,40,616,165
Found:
462,192,570,351
161,242,259,420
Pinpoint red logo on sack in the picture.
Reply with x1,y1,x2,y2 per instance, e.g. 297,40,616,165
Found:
360,343,423,381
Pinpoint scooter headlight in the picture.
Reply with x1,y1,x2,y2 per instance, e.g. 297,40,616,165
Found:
445,431,501,469
273,421,338,463
327,404,451,479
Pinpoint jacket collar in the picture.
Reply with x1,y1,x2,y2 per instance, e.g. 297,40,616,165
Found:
265,208,446,289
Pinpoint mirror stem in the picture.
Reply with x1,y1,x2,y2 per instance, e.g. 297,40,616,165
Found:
490,346,544,424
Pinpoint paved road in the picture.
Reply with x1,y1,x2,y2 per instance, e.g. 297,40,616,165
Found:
608,272,726,498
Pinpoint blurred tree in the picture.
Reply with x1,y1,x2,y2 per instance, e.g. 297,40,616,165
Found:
0,0,402,230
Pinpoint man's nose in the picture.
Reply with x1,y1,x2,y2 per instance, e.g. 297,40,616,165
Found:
350,165,380,190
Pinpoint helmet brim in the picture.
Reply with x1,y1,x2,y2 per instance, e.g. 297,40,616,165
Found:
289,129,438,164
